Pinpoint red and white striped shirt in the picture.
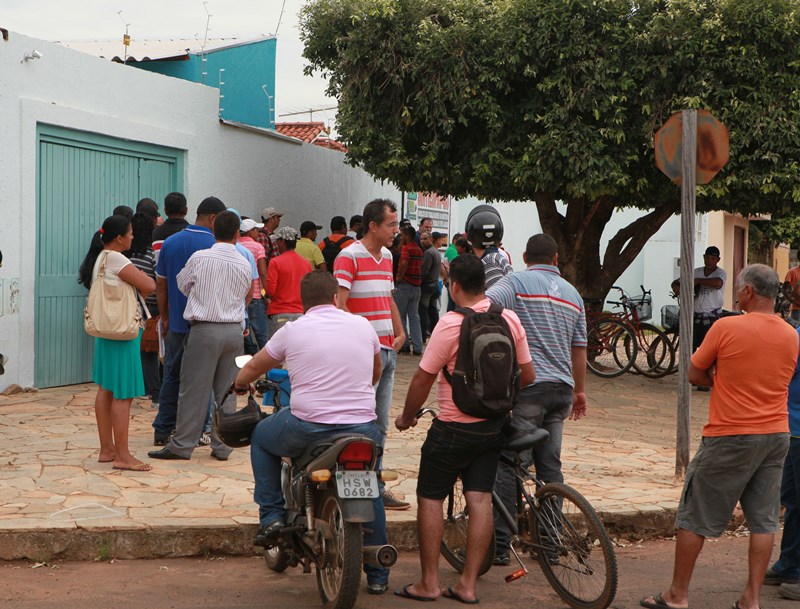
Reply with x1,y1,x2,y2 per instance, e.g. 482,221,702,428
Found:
334,241,395,349
177,243,252,323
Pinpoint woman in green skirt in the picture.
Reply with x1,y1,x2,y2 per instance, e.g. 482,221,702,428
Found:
79,215,156,471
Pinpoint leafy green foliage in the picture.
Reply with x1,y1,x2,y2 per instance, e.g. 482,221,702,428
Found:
301,0,800,295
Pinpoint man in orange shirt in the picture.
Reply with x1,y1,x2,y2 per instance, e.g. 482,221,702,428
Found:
642,264,799,609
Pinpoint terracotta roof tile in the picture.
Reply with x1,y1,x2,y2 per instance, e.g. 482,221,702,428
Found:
275,121,347,152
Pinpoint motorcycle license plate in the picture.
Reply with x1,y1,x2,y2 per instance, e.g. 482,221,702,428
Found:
335,471,379,499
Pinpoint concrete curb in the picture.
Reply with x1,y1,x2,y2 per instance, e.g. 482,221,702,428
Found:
0,511,687,562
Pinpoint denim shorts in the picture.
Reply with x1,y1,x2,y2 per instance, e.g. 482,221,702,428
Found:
676,433,789,537
417,418,507,500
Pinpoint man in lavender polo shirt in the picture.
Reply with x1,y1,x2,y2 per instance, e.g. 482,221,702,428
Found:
235,270,391,594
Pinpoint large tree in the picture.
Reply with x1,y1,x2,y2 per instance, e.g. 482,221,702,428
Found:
301,0,800,297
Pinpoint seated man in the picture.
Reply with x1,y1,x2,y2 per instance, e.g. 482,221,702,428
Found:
394,254,534,603
234,270,390,595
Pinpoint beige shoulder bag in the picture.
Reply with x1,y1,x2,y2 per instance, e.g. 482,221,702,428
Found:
84,251,142,340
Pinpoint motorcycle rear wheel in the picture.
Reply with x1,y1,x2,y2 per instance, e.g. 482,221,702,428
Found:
316,492,362,609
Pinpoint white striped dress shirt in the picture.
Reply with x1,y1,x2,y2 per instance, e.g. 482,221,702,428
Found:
177,243,252,323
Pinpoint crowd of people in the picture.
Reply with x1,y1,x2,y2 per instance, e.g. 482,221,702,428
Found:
77,196,800,606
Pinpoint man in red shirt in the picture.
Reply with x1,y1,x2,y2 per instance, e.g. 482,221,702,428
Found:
395,224,424,355
265,226,312,336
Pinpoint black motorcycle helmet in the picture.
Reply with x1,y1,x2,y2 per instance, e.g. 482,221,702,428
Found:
212,394,266,448
465,204,504,248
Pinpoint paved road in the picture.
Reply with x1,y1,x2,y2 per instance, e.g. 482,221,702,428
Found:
2,535,797,609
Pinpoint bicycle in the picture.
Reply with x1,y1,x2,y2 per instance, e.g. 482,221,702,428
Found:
426,408,618,609
585,286,675,379
583,300,638,378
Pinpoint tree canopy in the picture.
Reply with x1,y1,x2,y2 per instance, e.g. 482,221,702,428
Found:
301,0,800,296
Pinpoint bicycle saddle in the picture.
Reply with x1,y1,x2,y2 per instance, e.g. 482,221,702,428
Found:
506,428,550,452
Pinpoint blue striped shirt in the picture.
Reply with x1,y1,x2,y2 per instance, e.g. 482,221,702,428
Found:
486,264,586,387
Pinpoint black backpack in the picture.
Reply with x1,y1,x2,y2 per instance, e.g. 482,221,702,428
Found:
321,236,354,271
442,302,521,419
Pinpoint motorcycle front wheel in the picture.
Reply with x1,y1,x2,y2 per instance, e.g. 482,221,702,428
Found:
316,492,362,609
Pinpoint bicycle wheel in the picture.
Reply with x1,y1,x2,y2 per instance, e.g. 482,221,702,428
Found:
658,330,680,375
531,482,618,609
440,477,494,576
586,318,637,378
633,323,674,379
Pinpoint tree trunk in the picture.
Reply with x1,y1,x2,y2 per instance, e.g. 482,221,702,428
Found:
534,194,679,306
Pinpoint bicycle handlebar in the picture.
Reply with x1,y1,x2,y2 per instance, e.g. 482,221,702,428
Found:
416,407,438,420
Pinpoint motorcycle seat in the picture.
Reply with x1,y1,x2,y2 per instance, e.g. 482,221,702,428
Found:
292,434,376,471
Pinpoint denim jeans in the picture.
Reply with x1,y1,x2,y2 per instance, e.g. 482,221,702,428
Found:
772,437,800,578
394,282,423,352
250,407,389,584
247,298,269,350
268,313,302,337
493,382,574,552
374,348,397,445
152,331,187,437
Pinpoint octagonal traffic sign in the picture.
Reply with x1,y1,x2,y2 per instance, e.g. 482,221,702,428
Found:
654,109,729,185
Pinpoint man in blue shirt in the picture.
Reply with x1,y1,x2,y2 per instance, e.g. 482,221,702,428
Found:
152,196,227,445
766,325,800,598
486,233,587,565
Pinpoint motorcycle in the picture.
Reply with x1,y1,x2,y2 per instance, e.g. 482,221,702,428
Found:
232,356,398,609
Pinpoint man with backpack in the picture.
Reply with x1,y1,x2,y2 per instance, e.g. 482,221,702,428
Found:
319,215,354,272
486,233,587,565
395,253,534,603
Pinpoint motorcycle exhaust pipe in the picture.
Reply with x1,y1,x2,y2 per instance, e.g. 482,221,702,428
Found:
363,544,398,568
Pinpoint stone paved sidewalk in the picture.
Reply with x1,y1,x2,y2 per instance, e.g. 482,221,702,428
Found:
0,356,709,560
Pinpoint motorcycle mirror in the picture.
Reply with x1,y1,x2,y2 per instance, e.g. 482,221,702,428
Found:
235,355,253,369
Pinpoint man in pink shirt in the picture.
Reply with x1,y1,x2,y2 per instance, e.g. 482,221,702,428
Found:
265,226,312,336
239,218,269,349
235,270,391,593
395,253,534,603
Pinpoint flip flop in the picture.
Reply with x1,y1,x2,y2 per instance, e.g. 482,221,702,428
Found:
394,584,436,602
640,593,688,609
443,586,479,605
112,463,152,472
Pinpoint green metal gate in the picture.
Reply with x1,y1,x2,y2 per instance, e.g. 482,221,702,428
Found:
35,125,184,388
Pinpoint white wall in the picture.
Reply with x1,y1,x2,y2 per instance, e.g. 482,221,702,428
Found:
0,32,400,390
452,198,712,320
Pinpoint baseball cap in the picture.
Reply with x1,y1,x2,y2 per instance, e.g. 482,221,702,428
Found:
300,221,323,235
197,196,227,215
261,207,283,220
275,226,299,241
240,218,264,232
704,246,721,257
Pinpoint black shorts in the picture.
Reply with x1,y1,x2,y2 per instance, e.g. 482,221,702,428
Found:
417,418,507,500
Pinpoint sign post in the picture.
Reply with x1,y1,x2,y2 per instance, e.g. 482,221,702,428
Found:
654,109,729,477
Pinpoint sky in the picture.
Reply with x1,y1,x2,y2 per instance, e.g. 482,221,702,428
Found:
1,0,337,126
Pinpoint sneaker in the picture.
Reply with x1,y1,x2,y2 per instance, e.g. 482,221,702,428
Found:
382,490,411,511
153,434,169,446
367,582,388,595
197,432,211,447
493,552,510,566
766,567,800,586
780,583,800,600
